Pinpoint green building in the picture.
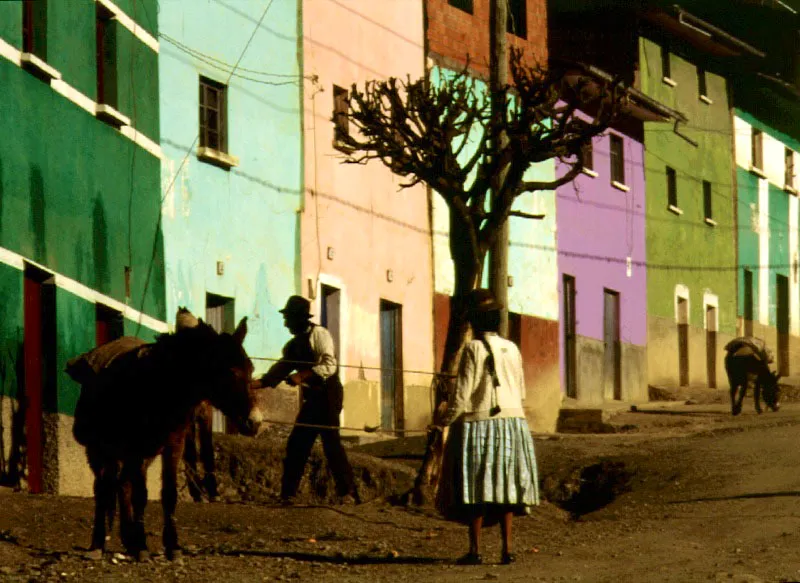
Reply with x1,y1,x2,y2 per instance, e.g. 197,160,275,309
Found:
637,8,762,390
0,0,165,495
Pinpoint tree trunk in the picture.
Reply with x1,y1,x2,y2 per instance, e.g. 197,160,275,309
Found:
411,226,482,504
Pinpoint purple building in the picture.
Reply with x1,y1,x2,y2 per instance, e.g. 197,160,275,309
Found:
555,73,683,405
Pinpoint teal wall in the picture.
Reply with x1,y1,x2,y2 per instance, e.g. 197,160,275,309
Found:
640,36,737,335
158,1,302,367
767,183,790,327
737,167,760,318
0,2,164,413
429,65,557,320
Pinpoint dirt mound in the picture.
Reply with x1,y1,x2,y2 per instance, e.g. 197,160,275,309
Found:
209,428,417,505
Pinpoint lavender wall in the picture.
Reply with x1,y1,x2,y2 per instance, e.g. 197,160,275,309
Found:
556,127,648,353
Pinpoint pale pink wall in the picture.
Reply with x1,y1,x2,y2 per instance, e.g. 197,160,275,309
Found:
302,1,434,402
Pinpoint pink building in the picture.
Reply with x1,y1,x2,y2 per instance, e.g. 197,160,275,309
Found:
302,1,434,433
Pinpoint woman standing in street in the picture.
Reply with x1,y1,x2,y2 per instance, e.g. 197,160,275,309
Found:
436,288,540,566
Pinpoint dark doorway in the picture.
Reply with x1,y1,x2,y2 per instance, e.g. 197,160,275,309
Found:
706,305,717,389
95,304,123,346
23,263,56,493
678,297,689,387
379,300,403,432
563,275,577,399
603,289,621,400
206,293,235,433
743,269,754,337
777,274,790,376
320,284,341,363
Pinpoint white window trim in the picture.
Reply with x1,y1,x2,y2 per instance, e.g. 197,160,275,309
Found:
96,0,159,53
20,52,62,82
197,147,239,169
784,184,798,196
675,284,690,325
749,165,767,179
315,273,349,427
0,246,168,333
703,292,719,332
581,168,598,178
662,76,677,87
96,103,131,128
704,217,717,227
699,94,713,105
668,204,683,216
611,180,630,192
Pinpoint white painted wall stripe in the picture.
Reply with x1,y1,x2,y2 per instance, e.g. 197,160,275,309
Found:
120,126,163,159
51,79,97,115
96,0,159,53
0,38,162,159
790,195,799,336
758,178,770,325
0,246,169,333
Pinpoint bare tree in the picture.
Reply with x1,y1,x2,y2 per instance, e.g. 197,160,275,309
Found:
338,48,627,501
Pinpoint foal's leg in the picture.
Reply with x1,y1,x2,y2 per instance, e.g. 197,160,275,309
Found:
183,414,202,503
162,431,187,560
197,403,219,500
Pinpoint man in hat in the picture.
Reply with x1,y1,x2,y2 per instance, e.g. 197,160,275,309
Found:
256,295,359,504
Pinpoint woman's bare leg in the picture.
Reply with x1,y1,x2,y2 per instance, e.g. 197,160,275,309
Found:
500,511,516,563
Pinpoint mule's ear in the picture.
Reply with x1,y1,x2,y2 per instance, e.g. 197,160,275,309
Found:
233,317,248,345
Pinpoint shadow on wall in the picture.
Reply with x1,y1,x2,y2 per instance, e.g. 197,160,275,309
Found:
30,165,46,264
0,338,27,489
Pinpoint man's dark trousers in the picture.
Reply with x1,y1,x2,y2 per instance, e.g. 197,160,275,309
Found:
281,399,355,499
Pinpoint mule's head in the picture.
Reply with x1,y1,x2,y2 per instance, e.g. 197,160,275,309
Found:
762,370,782,412
193,316,262,436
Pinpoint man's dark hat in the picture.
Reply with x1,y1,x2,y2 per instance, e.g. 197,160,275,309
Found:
279,295,313,318
466,288,502,315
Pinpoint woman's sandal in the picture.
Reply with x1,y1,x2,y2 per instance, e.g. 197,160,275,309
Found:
456,552,483,565
501,551,516,565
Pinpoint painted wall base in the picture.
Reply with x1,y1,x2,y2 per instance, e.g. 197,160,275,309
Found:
569,335,648,405
648,315,736,389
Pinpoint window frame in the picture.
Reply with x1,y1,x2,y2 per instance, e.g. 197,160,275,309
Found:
609,134,625,187
751,128,764,171
333,84,352,152
703,180,714,223
507,0,527,39
661,44,672,82
448,0,473,14
697,67,708,100
580,141,594,173
666,166,678,210
785,147,795,191
96,4,117,107
22,0,47,58
199,76,228,154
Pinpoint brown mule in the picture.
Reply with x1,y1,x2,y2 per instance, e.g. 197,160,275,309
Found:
67,311,262,561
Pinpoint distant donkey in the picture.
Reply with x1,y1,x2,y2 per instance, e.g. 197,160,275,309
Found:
724,337,782,416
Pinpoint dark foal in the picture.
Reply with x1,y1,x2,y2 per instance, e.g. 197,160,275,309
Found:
184,401,219,502
68,314,261,561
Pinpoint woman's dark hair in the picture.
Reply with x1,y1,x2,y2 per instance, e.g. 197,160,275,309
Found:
470,309,501,334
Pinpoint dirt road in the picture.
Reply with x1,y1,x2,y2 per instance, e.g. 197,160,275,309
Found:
2,401,800,582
